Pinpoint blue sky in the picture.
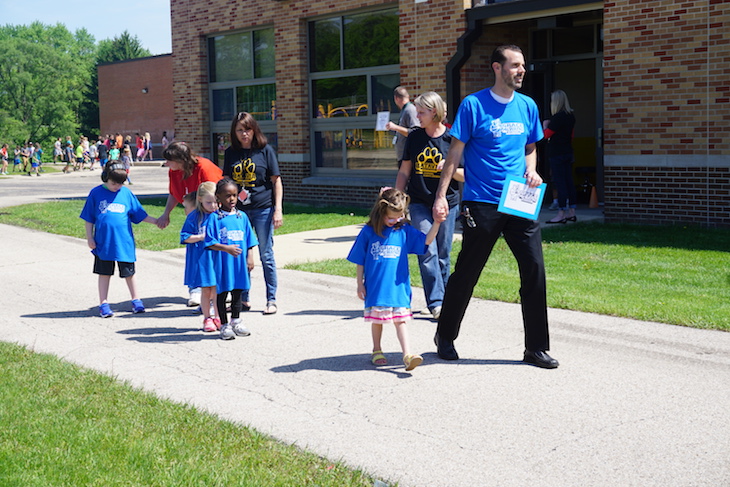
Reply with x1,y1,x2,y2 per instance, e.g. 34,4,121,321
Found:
0,0,172,55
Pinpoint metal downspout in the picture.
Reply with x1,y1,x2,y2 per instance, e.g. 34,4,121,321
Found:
445,12,482,117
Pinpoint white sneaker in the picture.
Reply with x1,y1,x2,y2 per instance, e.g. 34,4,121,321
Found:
231,318,250,337
220,323,235,340
187,288,201,307
431,306,442,321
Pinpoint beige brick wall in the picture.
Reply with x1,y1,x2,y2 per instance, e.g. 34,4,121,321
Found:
604,0,729,156
603,0,730,226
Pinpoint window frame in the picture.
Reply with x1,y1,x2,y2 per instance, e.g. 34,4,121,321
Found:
208,26,277,164
308,7,401,177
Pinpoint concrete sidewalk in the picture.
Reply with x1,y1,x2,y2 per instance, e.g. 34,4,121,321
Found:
1,168,729,486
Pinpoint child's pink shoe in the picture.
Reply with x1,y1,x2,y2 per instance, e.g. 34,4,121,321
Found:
213,317,221,330
203,317,217,332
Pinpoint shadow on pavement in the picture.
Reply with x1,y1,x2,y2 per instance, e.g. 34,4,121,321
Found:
22,296,195,321
118,327,216,343
270,352,527,375
285,309,362,320
302,235,357,244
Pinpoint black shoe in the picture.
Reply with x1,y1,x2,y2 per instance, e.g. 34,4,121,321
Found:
434,333,459,360
523,350,559,369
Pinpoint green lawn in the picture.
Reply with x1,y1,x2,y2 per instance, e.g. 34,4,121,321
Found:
289,222,730,331
0,198,370,251
0,342,376,487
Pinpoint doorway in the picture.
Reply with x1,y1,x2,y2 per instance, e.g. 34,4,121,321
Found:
526,15,604,203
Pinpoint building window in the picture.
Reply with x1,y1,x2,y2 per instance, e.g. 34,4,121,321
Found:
310,8,400,173
209,27,276,165
209,29,275,83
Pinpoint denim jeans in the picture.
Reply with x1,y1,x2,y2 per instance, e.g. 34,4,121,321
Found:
408,202,458,311
242,206,277,303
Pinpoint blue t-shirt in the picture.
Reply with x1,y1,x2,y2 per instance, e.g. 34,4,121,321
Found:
180,210,218,288
205,209,258,293
79,185,148,262
347,223,427,309
450,89,543,204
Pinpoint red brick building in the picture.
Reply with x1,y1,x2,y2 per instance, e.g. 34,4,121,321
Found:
98,54,175,158
166,0,729,226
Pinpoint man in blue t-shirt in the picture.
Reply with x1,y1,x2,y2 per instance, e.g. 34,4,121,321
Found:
432,45,558,369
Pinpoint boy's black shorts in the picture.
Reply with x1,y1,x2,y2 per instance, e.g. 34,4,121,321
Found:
93,256,135,277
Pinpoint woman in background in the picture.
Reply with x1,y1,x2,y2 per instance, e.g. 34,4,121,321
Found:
543,90,577,224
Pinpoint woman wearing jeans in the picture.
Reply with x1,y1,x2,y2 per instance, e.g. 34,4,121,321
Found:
396,92,463,320
223,112,283,315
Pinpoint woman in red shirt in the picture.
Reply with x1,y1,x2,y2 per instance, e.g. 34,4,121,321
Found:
156,141,223,229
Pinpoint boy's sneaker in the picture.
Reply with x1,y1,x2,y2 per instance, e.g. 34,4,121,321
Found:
203,317,217,332
187,288,201,307
99,303,114,318
131,299,145,314
231,318,251,337
220,323,236,340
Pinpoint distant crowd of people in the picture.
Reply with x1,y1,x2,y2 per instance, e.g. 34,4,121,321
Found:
0,141,44,176
0,131,171,178
55,131,170,176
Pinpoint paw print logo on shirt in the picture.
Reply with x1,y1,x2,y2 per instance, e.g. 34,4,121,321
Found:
243,158,256,188
415,147,443,179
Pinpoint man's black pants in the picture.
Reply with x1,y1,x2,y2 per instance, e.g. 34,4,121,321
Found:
436,202,550,352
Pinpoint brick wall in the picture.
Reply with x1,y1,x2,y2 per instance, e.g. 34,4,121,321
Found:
170,0,465,207
98,54,174,157
603,0,730,227
604,166,730,226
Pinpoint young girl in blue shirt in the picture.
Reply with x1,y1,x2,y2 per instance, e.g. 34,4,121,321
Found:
206,178,258,340
180,181,223,332
347,188,443,371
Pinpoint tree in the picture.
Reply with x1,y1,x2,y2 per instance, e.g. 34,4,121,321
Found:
0,25,152,148
96,31,152,65
0,22,95,146
80,31,152,135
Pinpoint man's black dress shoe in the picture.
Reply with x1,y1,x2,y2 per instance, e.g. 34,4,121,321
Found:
434,333,459,360
523,350,559,369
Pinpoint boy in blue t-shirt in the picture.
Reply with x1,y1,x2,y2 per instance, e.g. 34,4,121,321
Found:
80,165,158,317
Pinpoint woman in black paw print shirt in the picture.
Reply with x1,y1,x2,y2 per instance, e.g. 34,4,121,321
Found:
395,92,463,321
223,112,283,315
